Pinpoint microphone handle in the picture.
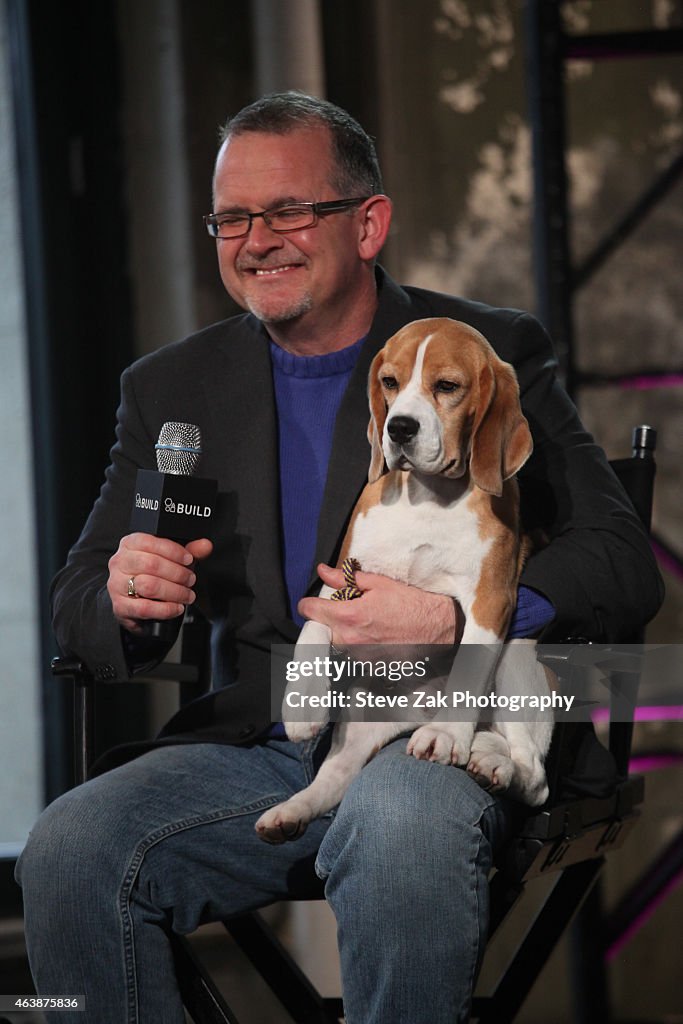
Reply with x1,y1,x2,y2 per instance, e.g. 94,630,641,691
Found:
138,533,187,644
139,615,185,643
129,468,216,645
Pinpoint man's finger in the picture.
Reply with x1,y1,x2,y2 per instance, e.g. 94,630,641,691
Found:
298,594,355,625
185,538,213,562
124,532,194,565
118,570,196,605
119,597,186,623
317,562,392,593
298,595,334,624
316,564,347,588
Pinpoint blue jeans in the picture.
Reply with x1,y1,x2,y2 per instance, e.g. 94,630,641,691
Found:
16,733,518,1023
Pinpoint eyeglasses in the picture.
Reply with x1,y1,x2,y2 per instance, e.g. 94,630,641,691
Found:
203,197,370,239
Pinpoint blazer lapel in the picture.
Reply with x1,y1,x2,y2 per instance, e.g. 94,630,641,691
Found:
201,317,294,637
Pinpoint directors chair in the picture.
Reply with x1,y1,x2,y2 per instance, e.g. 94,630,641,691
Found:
52,425,658,1024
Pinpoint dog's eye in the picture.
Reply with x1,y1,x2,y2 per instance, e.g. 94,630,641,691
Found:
434,380,460,394
381,376,398,390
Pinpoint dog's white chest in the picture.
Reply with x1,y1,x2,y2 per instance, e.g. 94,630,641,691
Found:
348,476,491,602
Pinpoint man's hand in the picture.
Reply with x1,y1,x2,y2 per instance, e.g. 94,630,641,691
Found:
107,533,213,633
298,563,463,646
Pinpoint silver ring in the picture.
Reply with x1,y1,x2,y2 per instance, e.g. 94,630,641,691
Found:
127,576,138,598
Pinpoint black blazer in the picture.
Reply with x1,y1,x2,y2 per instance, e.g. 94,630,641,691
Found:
51,269,664,748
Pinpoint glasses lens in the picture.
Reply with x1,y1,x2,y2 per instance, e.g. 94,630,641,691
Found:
211,215,250,238
266,205,315,231
205,203,319,238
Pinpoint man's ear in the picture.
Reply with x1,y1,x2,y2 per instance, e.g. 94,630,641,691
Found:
358,195,393,262
469,360,533,496
367,349,388,483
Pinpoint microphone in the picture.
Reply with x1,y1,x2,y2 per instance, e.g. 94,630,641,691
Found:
129,422,217,639
155,420,203,476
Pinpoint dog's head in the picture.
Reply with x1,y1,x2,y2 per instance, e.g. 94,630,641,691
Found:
367,317,532,495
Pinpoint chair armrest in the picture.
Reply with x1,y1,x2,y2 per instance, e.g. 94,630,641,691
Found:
537,642,646,674
51,655,92,681
51,608,211,786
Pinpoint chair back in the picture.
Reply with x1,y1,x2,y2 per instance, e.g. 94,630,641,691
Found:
607,425,657,775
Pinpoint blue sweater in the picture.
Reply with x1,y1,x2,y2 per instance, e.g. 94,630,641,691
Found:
269,339,554,638
270,336,367,627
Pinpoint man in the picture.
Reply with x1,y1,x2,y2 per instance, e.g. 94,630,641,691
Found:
17,93,662,1023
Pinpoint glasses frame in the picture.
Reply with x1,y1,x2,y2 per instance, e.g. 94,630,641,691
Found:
203,197,371,239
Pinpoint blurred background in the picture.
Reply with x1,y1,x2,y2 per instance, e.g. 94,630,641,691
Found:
0,0,681,1020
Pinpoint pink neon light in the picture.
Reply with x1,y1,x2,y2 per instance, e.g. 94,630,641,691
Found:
592,705,683,723
606,868,683,962
615,374,683,391
652,540,683,583
629,755,683,773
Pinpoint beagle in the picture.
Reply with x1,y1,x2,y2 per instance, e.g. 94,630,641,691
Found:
256,318,553,844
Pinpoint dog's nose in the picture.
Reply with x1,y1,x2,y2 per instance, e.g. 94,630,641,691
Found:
387,415,420,445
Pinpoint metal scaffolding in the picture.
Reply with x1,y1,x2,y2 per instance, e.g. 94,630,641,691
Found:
526,5,683,1021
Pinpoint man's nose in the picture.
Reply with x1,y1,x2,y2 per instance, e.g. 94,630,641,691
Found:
243,216,284,252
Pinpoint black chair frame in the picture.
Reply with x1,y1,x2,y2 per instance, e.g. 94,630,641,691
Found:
51,425,657,1024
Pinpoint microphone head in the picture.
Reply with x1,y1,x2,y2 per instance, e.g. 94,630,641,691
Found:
155,422,202,476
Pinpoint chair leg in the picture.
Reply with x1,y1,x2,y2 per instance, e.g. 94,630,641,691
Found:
604,827,683,957
170,921,347,1024
569,881,610,1024
472,858,604,1023
225,913,343,1023
73,678,95,787
171,934,240,1024
486,873,526,941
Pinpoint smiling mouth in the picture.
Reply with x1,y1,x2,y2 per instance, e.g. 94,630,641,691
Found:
248,264,301,277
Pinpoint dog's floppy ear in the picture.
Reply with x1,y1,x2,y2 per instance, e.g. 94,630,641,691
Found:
367,349,388,483
469,359,533,496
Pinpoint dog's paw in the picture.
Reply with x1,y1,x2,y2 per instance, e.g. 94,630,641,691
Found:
518,777,549,807
283,719,327,743
467,750,515,794
254,799,310,845
467,731,513,793
506,752,549,807
407,724,470,766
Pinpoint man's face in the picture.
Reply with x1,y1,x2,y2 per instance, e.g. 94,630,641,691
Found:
211,128,369,331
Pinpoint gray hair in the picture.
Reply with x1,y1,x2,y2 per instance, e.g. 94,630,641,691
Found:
219,91,383,197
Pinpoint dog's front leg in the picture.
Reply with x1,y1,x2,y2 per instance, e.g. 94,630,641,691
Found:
491,640,553,806
255,720,412,844
283,588,335,743
408,628,503,766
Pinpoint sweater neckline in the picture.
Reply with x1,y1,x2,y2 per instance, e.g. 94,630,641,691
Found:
269,335,366,379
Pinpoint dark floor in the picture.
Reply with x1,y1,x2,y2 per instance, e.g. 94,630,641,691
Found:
0,913,334,1024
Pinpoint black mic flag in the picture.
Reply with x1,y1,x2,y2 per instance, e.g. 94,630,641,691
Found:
130,422,217,541
129,422,217,640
